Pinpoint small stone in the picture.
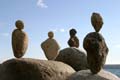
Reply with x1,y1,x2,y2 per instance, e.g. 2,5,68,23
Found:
91,12,103,32
41,31,60,60
83,32,108,74
68,29,79,48
12,20,28,58
15,20,24,30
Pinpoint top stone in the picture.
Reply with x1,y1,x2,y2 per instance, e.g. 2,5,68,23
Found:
48,31,54,39
15,20,24,30
91,12,103,32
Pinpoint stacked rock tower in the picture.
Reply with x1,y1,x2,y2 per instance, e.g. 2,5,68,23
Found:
12,20,28,58
83,13,109,74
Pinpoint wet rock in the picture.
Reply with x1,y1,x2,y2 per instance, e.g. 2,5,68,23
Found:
55,47,88,71
83,32,108,74
41,31,60,60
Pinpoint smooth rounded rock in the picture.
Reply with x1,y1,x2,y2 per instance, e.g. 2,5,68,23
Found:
83,32,108,74
55,47,88,71
91,12,103,32
0,58,75,80
69,69,120,80
15,20,24,30
12,29,28,58
41,31,60,60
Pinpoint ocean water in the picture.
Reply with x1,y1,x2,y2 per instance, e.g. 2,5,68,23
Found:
105,69,120,77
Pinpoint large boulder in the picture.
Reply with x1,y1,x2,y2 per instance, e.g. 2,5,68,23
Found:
0,58,75,80
69,69,120,80
55,47,88,71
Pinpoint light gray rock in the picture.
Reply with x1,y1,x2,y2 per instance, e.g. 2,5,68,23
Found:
0,58,75,80
69,69,120,80
55,47,88,71
41,31,60,60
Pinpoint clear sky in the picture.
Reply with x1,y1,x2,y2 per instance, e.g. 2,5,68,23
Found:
0,0,120,64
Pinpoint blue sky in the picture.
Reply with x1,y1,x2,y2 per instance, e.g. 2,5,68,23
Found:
0,0,120,64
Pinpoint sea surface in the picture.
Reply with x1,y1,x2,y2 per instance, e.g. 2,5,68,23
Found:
105,69,120,77
104,65,120,77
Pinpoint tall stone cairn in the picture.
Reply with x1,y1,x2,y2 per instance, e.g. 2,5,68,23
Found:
12,20,28,58
83,12,109,74
68,29,79,48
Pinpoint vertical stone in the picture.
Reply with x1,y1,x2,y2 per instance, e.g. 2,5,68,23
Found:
12,20,28,58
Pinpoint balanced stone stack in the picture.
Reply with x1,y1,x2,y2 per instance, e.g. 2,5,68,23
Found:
83,13,109,74
12,20,28,58
41,31,60,60
68,29,79,48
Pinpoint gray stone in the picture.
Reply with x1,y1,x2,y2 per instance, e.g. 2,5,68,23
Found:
69,69,120,80
83,32,108,74
0,58,75,80
41,31,60,60
55,47,88,71
91,12,103,32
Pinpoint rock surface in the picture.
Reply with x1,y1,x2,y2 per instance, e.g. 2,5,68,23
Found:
0,58,75,80
91,12,103,32
68,29,79,48
12,29,28,58
41,38,60,60
55,47,88,71
83,32,108,74
69,69,120,80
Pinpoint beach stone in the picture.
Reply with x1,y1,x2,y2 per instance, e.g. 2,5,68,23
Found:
69,69,120,80
0,58,75,80
55,47,88,71
83,32,108,74
15,20,24,30
12,20,28,58
68,29,79,48
91,12,103,32
41,31,60,60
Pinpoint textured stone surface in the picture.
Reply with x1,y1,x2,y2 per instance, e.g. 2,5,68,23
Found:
41,32,60,60
91,12,103,32
83,32,108,74
69,69,120,80
55,47,88,71
12,29,28,58
68,29,79,48
0,58,75,80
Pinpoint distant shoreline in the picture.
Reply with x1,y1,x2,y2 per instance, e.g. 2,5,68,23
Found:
104,64,120,69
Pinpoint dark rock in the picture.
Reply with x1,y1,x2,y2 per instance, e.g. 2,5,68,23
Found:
83,32,108,74
55,47,88,71
91,12,103,32
12,29,28,58
69,69,120,80
0,58,75,80
68,29,79,48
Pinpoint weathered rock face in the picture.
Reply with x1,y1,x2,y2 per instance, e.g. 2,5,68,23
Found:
0,58,75,80
83,32,108,74
69,69,120,80
55,47,88,71
68,29,79,48
12,29,28,58
41,32,60,60
91,12,103,32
